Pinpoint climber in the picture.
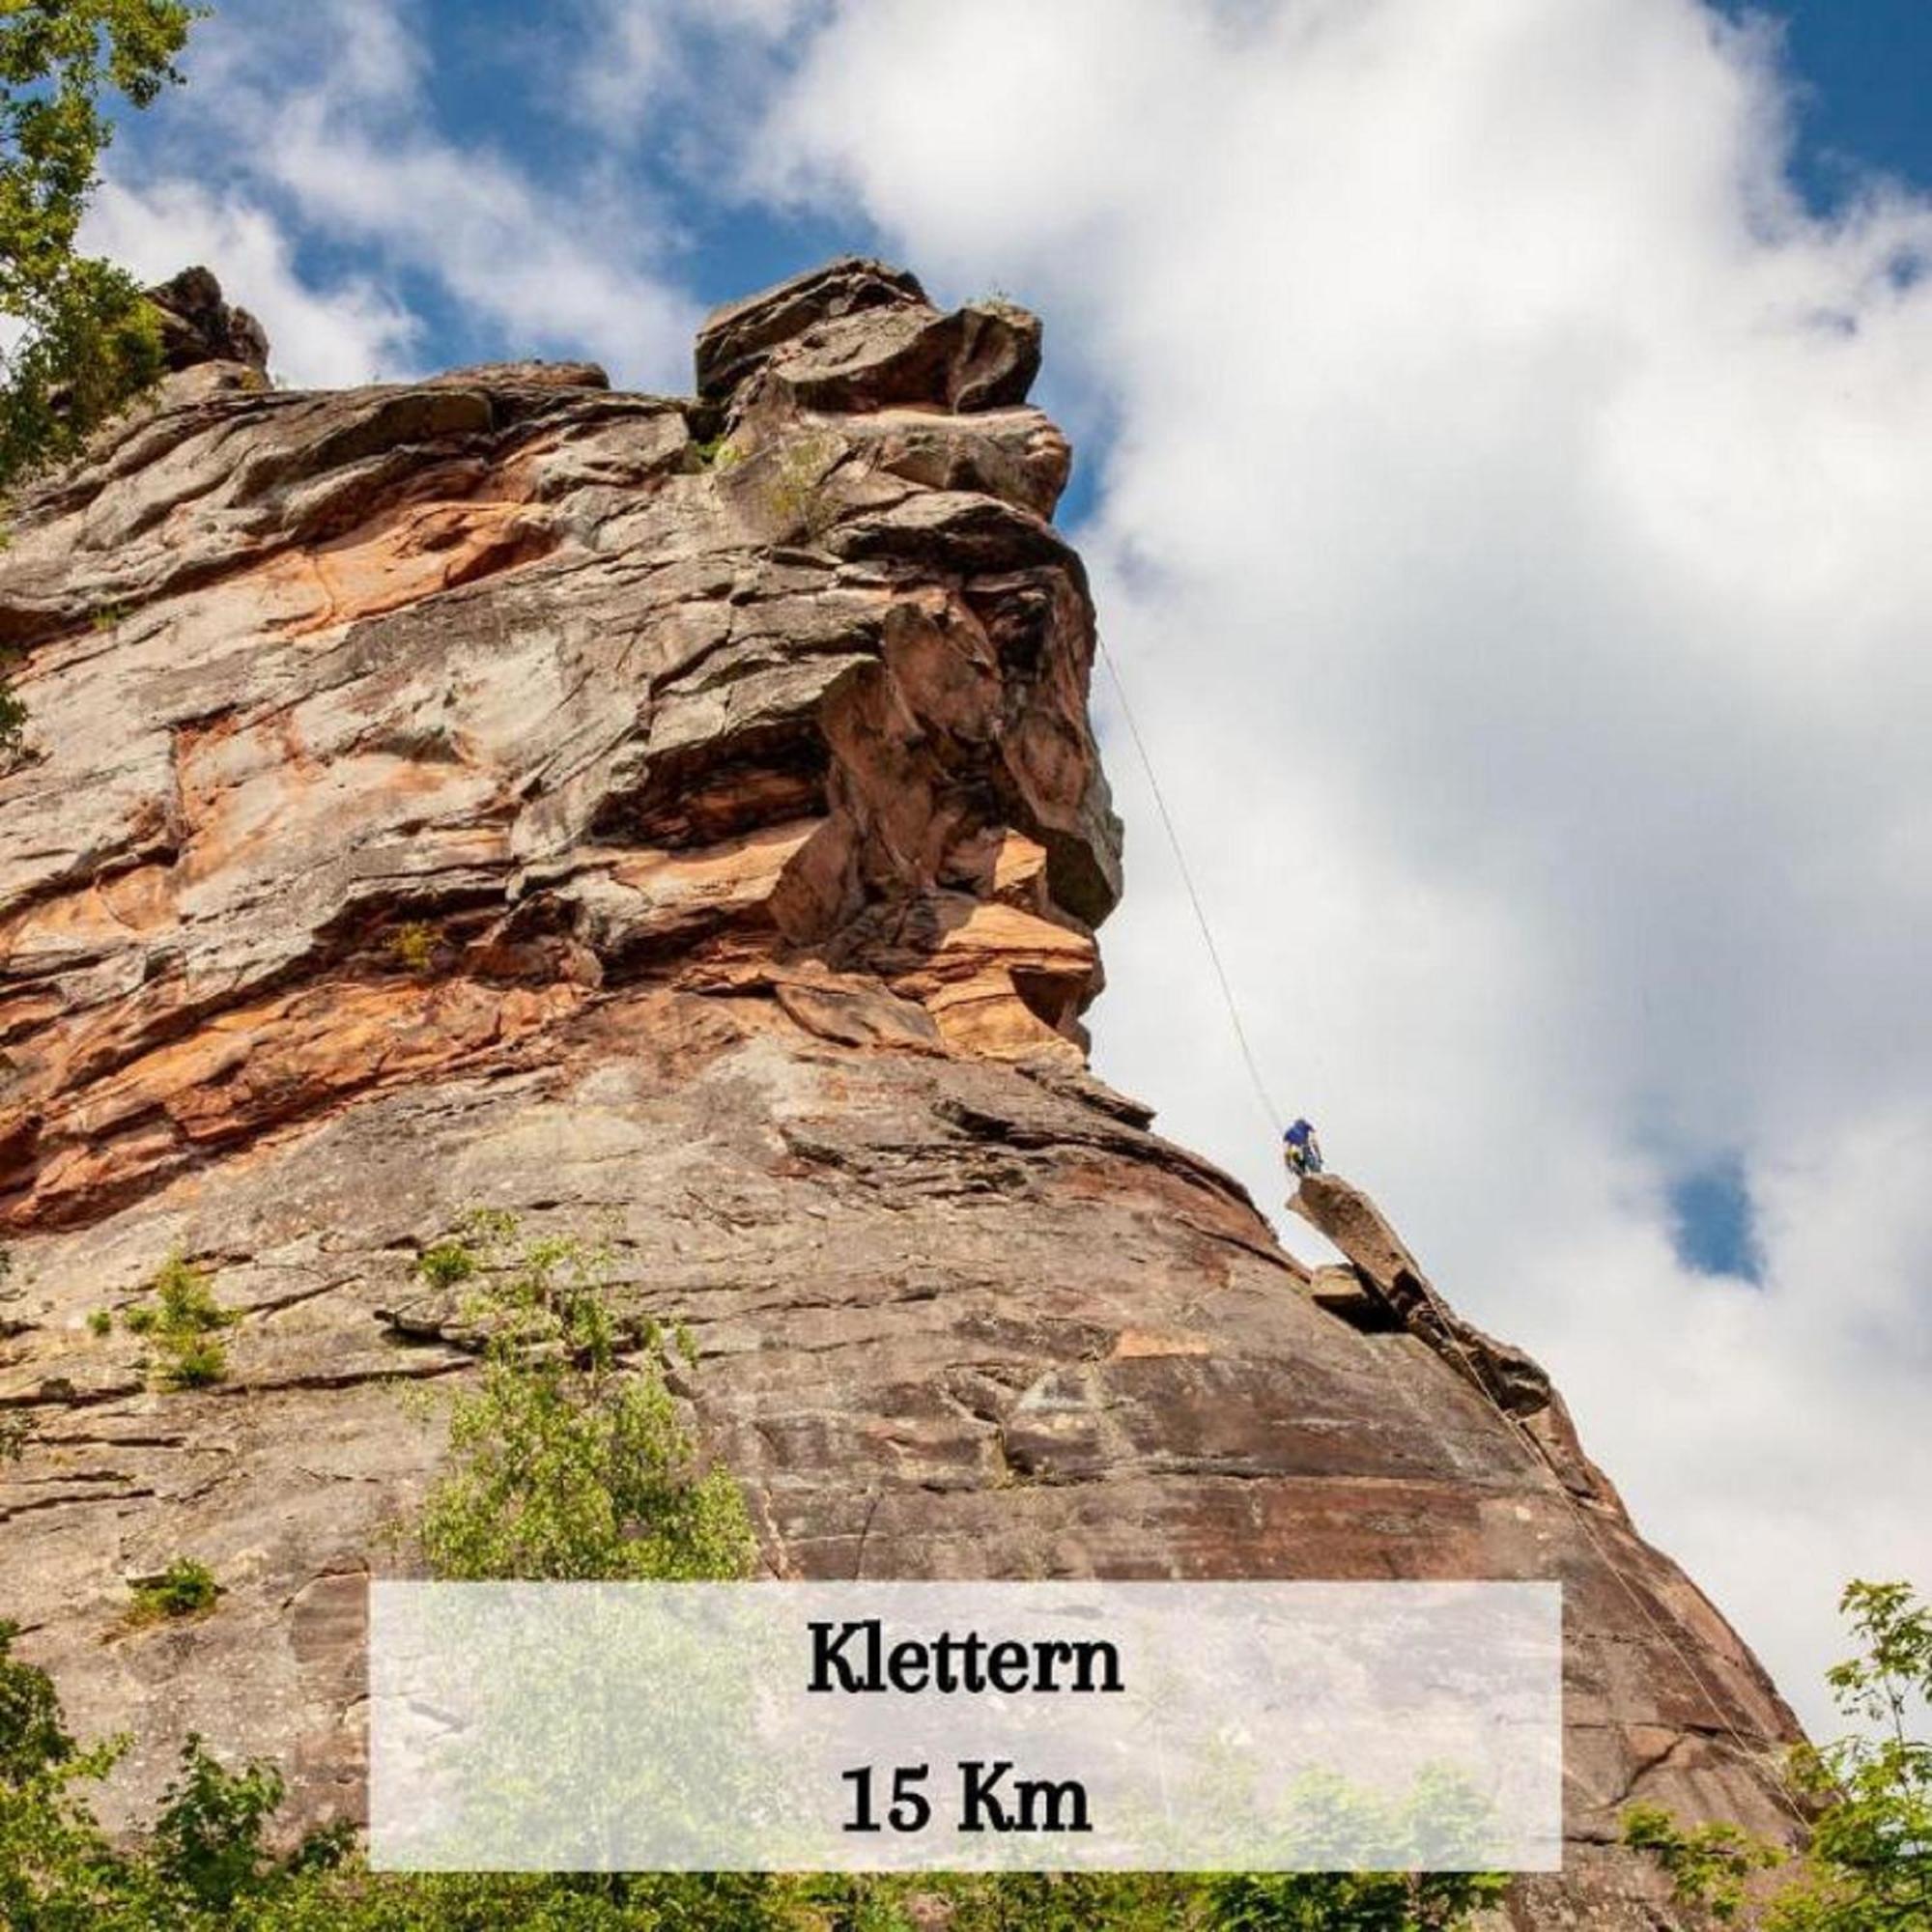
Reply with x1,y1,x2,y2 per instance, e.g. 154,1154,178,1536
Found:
1282,1118,1322,1179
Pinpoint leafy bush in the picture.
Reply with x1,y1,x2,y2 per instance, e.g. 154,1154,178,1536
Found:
413,1238,478,1291
412,1221,754,1584
127,1558,219,1628
1,1617,352,1928
1626,1578,1932,1929
1206,1870,1509,1930
124,1254,235,1389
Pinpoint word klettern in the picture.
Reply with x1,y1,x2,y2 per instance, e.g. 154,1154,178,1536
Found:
807,1619,1124,1696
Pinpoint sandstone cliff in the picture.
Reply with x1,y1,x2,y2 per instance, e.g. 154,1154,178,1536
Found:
0,260,1799,1924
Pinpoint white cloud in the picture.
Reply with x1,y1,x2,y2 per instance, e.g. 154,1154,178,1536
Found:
82,179,418,386
247,100,698,385
117,0,701,388
570,0,816,130
747,0,1932,1732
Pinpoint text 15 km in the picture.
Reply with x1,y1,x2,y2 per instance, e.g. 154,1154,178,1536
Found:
841,1760,1094,1836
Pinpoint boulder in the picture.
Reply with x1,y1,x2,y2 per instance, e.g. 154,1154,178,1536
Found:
145,265,270,373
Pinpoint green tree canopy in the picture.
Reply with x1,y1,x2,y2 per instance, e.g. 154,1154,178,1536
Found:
1627,1578,1932,1930
1,0,201,490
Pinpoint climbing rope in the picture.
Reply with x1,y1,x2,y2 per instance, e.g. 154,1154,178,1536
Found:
1093,635,1806,1833
1094,636,1286,1138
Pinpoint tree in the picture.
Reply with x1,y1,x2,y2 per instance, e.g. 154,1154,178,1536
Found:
1626,1579,1932,1929
1,0,201,489
412,1219,756,1584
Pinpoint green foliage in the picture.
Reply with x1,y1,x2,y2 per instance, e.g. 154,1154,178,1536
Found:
413,1237,478,1291
125,1253,234,1389
413,1221,755,1583
126,1557,218,1627
1,1619,351,1929
390,920,438,972
0,668,25,768
1626,1578,1932,1930
1,0,202,491
691,434,740,469
147,1735,319,1914
1623,1807,1778,1923
0,1620,73,1783
1,0,198,457
85,1308,110,1336
1205,1870,1509,1931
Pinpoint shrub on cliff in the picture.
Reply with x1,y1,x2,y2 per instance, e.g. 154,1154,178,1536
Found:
410,1219,754,1584
125,1558,219,1628
0,1619,351,1928
1626,1578,1931,1929
123,1253,234,1390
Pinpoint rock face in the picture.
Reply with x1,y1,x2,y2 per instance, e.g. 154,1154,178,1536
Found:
0,262,1798,1922
146,265,270,377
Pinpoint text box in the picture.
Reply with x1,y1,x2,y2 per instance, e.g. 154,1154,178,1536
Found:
370,1579,1563,1871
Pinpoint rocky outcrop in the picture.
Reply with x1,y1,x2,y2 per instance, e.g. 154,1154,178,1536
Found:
146,265,270,376
1291,1172,1626,1513
0,262,1798,1922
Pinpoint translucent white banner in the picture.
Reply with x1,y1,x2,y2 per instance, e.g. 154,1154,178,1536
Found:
370,1580,1562,1872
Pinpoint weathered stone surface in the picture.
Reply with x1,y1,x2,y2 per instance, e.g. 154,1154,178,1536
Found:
147,265,270,375
0,263,1799,1921
697,256,1041,420
695,256,930,400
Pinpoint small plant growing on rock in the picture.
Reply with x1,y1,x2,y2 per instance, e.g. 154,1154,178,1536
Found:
413,1238,479,1291
88,603,127,632
85,1309,111,1337
126,1557,219,1628
388,920,438,972
126,1253,235,1390
691,433,740,469
410,1208,519,1294
0,667,26,769
754,432,843,543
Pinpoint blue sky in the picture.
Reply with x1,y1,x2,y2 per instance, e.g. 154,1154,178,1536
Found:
111,4,1932,317
86,0,1932,1731
1775,1,1932,206
103,0,1932,556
